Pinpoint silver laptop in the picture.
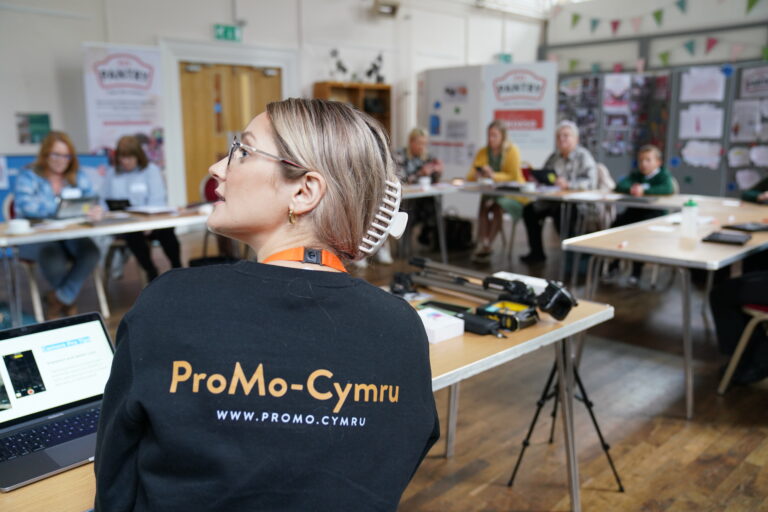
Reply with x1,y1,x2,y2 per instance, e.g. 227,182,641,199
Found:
53,196,100,220
0,313,114,491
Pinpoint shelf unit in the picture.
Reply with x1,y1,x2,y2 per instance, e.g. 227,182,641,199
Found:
313,81,391,135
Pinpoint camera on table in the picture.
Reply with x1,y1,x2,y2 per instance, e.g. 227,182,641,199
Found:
483,277,578,321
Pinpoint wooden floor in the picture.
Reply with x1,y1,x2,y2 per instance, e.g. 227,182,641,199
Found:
12,224,768,512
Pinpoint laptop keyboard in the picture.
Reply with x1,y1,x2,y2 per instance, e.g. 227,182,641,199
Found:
0,407,100,462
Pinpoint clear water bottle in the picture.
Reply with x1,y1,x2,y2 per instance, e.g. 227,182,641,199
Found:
680,198,698,240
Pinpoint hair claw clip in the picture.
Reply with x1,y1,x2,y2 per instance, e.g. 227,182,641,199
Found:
358,179,408,257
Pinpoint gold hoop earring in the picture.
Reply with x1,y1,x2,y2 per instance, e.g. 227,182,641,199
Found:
288,208,297,225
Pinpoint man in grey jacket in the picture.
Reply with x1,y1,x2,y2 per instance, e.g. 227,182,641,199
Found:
520,120,597,264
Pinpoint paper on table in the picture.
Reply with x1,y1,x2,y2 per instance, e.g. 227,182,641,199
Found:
648,225,675,232
749,145,768,167
493,271,548,294
666,214,715,225
564,191,606,201
680,66,726,102
730,99,762,142
679,104,724,139
681,140,722,169
735,169,762,190
125,206,178,215
727,147,751,167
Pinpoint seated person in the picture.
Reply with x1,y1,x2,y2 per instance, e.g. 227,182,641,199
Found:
710,268,768,385
465,120,525,262
105,135,182,281
611,144,675,281
742,175,768,203
94,98,439,510
520,120,597,264
394,127,443,249
14,131,102,319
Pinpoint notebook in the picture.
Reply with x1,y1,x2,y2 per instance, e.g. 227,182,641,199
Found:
0,313,114,491
722,222,768,232
53,197,100,220
530,169,558,185
702,231,752,246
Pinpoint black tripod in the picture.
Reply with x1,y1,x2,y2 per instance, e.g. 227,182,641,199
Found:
507,360,624,492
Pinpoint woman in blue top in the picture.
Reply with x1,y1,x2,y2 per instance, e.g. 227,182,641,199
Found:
105,135,181,281
14,131,102,319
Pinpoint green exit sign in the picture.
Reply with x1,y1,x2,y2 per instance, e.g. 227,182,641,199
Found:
214,24,242,42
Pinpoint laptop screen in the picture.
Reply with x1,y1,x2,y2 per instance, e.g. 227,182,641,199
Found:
0,314,114,429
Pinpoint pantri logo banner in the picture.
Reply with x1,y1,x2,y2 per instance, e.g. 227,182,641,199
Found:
93,53,154,90
492,70,546,102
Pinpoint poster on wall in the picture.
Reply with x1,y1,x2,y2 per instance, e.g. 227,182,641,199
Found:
602,74,631,114
678,104,724,139
484,63,557,151
83,44,164,167
15,113,51,144
730,99,762,142
740,66,768,99
680,66,726,102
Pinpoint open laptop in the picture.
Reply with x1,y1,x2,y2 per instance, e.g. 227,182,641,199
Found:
530,169,558,185
0,313,114,491
53,196,100,220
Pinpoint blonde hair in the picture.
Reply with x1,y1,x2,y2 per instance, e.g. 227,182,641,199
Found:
407,127,429,159
266,98,397,261
638,144,662,161
487,120,510,154
34,131,79,186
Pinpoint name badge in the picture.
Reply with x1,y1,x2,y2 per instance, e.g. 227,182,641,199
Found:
60,188,83,199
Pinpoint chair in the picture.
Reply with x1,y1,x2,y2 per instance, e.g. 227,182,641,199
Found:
717,304,768,394
5,194,110,322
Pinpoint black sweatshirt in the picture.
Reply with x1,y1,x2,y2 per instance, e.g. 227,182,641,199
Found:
94,262,439,511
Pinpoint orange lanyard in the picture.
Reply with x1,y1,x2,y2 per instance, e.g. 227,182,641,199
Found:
262,247,347,273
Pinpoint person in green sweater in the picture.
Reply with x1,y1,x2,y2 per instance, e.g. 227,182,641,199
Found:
612,144,675,281
742,176,768,204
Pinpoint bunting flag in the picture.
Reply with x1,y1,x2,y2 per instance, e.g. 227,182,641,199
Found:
729,43,745,60
652,9,664,26
612,63,624,72
569,59,580,72
591,63,601,73
763,46,768,60
610,20,621,35
571,13,581,27
683,39,696,55
747,0,761,14
659,51,670,66
551,5,563,18
547,53,559,62
675,0,687,13
590,18,600,33
630,16,643,33
705,37,719,54
636,58,646,73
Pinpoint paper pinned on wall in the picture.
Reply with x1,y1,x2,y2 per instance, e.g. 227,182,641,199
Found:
728,147,751,167
681,140,722,169
680,66,726,102
735,169,763,190
761,99,768,118
750,145,768,167
679,104,724,139
760,123,768,143
730,99,762,142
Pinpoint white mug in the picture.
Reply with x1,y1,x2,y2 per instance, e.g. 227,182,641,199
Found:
6,219,31,234
418,176,432,189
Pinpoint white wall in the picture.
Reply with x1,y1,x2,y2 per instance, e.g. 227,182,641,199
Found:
545,0,768,73
0,0,543,210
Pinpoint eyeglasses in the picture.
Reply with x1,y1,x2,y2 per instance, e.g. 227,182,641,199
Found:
227,136,305,171
49,152,72,160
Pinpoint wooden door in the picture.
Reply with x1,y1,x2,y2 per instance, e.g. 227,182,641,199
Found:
179,63,282,204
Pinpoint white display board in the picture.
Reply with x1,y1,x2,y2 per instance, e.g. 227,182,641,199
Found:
83,44,164,166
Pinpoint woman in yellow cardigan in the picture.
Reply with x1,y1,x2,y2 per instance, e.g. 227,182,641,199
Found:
466,120,524,262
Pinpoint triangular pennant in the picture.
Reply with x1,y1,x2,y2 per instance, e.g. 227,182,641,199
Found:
547,53,559,62
659,51,670,66
591,63,601,73
675,0,687,13
763,46,768,61
705,37,719,54
636,58,646,73
747,0,761,13
590,18,600,33
652,9,664,26
610,20,621,35
612,63,624,72
729,43,746,60
683,39,696,55
569,59,580,72
630,17,643,33
571,13,581,28
551,5,563,18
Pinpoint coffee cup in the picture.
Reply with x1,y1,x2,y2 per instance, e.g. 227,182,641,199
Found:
418,176,432,190
6,219,31,235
